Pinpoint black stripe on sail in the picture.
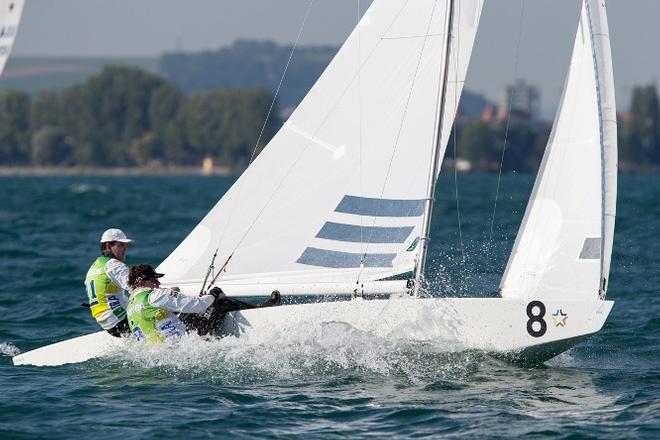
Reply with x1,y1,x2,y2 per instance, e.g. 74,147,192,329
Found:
335,195,424,217
316,222,414,244
579,237,601,259
296,247,396,268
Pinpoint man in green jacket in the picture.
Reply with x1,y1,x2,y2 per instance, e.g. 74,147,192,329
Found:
127,264,280,343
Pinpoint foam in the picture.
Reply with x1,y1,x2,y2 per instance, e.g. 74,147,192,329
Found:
104,320,479,384
0,342,20,357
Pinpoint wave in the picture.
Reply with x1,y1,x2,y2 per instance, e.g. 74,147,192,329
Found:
0,342,20,357
103,321,483,385
68,184,108,194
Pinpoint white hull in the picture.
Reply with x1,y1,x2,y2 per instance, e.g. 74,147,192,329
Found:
13,297,613,367
12,331,121,367
223,297,614,364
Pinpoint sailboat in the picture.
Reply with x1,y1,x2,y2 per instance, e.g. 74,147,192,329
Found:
13,0,617,367
0,0,24,76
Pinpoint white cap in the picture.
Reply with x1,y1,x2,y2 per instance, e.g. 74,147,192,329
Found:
100,228,133,243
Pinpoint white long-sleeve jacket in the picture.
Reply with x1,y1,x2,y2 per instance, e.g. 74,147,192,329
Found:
147,288,214,313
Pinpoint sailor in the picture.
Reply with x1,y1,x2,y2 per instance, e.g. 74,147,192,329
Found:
126,264,280,343
83,228,133,337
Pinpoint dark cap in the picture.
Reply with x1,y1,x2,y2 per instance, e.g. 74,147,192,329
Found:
128,264,165,288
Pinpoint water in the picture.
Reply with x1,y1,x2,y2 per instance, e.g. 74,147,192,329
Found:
1,174,659,438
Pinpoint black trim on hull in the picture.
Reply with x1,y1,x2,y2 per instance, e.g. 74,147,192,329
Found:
494,334,591,367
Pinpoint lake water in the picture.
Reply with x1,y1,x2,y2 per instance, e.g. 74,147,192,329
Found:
1,174,659,438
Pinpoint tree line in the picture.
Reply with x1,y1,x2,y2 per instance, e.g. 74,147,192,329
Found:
0,66,281,168
0,62,658,171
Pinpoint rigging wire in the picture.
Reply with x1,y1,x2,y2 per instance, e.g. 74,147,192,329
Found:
488,0,526,245
357,0,442,286
208,0,316,285
249,2,316,165
451,2,465,266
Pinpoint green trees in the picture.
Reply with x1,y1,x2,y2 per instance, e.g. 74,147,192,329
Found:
0,61,659,172
31,127,73,166
0,90,30,164
454,119,547,172
623,84,660,165
457,120,499,168
0,66,280,168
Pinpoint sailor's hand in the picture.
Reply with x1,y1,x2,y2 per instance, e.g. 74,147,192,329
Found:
263,290,280,306
208,286,226,300
171,286,181,292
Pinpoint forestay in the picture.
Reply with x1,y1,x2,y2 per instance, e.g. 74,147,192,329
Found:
500,0,617,301
0,0,24,75
159,0,483,291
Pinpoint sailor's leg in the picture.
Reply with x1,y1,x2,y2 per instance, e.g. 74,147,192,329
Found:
225,290,280,310
179,297,242,336
179,291,281,336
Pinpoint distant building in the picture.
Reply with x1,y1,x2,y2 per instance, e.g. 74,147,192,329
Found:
201,157,214,175
617,111,632,125
480,104,497,123
498,79,541,121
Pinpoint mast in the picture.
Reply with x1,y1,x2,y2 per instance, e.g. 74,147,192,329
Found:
414,0,455,291
584,0,617,299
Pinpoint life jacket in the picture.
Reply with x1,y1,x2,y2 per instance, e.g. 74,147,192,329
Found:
127,288,186,343
84,256,126,329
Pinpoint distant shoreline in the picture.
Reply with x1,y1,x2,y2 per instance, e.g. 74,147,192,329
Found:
0,166,241,177
1,163,658,176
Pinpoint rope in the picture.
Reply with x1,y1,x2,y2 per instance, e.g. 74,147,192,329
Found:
488,0,526,245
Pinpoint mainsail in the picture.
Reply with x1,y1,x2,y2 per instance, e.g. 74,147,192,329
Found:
500,0,617,301
159,0,483,291
0,0,24,76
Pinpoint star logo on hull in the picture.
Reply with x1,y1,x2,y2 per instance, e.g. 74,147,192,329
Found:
552,309,568,327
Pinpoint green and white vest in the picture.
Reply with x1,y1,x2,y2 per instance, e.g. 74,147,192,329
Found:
84,256,126,329
127,288,186,343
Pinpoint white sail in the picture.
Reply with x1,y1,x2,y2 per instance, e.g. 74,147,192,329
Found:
0,0,24,76
500,0,617,301
159,0,483,291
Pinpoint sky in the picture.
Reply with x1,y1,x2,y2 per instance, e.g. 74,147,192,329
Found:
11,0,659,113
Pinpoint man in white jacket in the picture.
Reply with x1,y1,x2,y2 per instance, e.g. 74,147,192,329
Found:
83,228,133,337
